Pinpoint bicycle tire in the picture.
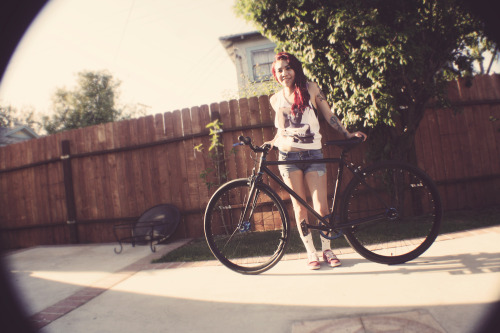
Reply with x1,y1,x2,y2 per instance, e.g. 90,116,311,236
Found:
204,178,290,274
341,160,442,265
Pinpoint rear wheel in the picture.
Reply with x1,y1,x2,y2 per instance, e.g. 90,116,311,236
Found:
204,179,290,274
342,161,442,264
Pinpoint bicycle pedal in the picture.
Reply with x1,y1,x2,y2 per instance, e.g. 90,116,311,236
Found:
300,220,309,236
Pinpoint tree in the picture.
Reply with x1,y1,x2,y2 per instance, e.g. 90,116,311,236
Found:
235,0,497,162
0,104,40,132
43,70,127,134
0,104,19,128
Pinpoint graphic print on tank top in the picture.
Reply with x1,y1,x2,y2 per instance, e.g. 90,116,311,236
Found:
277,106,316,145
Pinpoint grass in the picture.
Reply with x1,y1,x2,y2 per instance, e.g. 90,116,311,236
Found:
153,206,500,263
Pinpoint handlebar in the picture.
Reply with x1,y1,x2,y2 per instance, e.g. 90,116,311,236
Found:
235,135,364,153
234,136,271,153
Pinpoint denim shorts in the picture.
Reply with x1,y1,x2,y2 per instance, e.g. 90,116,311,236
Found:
278,149,326,178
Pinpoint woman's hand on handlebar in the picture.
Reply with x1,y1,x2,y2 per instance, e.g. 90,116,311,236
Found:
263,135,278,150
346,131,367,142
262,140,274,150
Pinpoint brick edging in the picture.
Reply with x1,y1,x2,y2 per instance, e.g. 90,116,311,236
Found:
29,239,191,330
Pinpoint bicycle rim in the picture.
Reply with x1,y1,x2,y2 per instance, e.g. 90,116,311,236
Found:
342,161,442,264
204,179,289,274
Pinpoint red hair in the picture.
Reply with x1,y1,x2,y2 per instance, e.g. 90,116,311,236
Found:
271,52,310,114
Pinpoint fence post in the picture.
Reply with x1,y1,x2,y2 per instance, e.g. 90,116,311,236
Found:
61,140,79,244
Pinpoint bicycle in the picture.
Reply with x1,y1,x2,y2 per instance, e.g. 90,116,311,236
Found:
204,136,442,274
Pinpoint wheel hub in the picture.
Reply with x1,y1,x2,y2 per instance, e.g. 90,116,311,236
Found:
239,221,251,232
386,208,400,221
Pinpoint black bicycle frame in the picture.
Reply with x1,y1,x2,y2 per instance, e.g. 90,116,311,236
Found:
252,150,351,233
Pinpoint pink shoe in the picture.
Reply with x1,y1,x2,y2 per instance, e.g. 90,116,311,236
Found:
323,249,341,267
307,253,321,270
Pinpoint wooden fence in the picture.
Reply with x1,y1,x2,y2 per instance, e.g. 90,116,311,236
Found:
1,74,499,250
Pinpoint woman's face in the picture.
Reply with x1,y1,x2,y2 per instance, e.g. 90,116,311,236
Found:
274,59,295,88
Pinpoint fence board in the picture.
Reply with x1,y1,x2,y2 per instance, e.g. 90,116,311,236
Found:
138,116,156,210
181,108,200,208
104,122,120,219
45,134,61,224
22,140,35,225
94,126,109,221
166,111,185,211
80,128,96,220
197,105,211,201
71,129,85,222
238,98,254,178
130,118,147,215
97,124,113,220
219,101,238,184
430,109,451,208
37,140,51,227
435,108,458,209
50,134,66,243
163,111,187,241
230,99,249,180
210,104,227,191
452,107,476,208
476,108,495,175
443,110,466,209
157,113,173,205
10,148,25,225
182,107,204,238
471,106,499,208
111,121,128,220
146,115,161,208
249,96,264,146
0,148,7,237
24,140,38,226
188,105,208,238
489,105,500,164
72,130,88,242
464,106,483,207
171,110,190,238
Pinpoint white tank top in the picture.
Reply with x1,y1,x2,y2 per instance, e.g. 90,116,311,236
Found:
270,89,322,151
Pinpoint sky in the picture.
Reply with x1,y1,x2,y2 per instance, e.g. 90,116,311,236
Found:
0,0,256,116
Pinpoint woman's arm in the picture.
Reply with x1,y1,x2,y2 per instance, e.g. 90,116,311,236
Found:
308,82,367,140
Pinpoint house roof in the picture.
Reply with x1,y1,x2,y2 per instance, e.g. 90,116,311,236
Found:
0,125,39,146
219,31,272,62
218,31,262,42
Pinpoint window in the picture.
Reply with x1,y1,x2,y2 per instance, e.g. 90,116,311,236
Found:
250,47,275,81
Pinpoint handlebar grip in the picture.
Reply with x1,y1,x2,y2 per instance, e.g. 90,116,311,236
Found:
238,136,252,145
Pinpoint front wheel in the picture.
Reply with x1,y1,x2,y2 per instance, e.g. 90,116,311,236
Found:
204,179,290,274
341,161,442,265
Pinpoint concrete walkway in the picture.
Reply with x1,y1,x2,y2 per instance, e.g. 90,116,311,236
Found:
3,226,500,333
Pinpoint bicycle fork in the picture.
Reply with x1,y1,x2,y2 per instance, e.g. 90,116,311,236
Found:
238,181,259,233
235,165,265,231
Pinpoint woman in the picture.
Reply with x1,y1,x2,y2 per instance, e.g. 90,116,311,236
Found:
265,52,367,270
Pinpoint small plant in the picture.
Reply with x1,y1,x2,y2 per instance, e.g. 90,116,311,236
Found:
196,119,226,191
206,119,223,151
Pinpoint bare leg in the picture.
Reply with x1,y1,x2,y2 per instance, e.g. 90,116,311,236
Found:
282,169,317,256
305,171,331,251
305,170,341,267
